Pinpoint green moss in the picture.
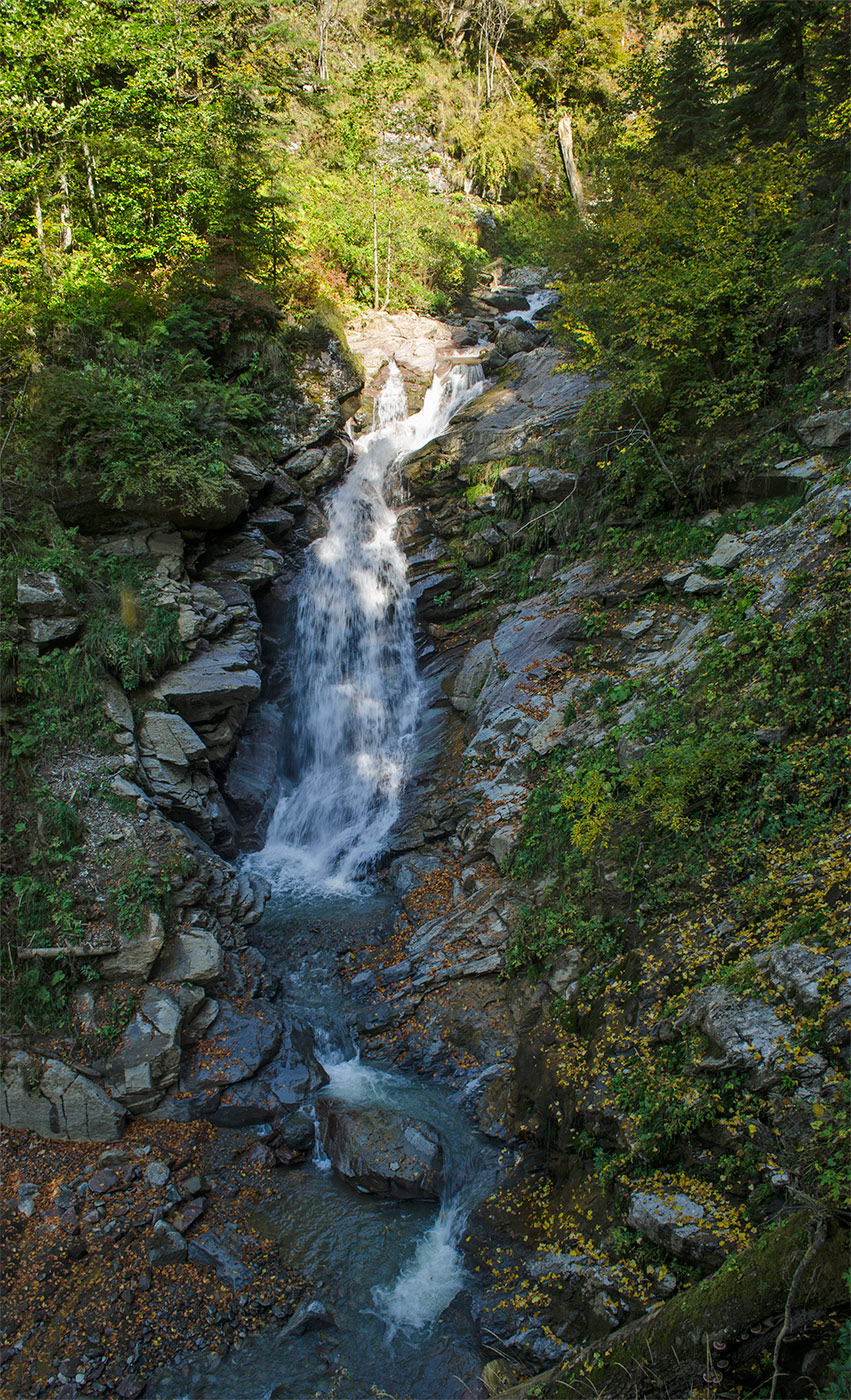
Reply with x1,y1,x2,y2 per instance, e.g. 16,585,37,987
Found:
541,1215,850,1399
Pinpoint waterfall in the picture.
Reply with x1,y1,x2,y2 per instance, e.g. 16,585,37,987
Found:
255,359,485,894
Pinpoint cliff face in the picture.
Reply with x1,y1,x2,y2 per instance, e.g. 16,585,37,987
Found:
3,317,364,1139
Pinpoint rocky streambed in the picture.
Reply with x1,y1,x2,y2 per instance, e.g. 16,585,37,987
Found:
3,264,849,1400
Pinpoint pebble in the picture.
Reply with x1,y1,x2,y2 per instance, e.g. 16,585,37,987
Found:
145,1161,170,1188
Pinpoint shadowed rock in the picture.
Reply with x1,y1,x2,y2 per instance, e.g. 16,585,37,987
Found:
318,1100,444,1199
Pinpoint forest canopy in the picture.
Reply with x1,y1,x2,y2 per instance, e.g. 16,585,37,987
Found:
0,0,848,509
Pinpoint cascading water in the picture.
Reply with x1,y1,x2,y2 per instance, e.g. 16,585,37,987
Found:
157,353,503,1400
254,357,484,893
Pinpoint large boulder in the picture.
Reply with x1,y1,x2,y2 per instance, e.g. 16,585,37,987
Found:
317,1101,444,1199
404,348,596,482
200,529,285,593
188,1223,252,1290
627,1188,732,1269
154,637,262,723
180,1000,282,1094
100,910,165,981
210,1016,329,1127
796,405,850,449
138,711,207,767
1,1052,125,1141
499,464,577,501
16,571,81,648
678,986,827,1089
155,928,224,986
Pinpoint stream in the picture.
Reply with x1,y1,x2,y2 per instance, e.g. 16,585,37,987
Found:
156,359,503,1399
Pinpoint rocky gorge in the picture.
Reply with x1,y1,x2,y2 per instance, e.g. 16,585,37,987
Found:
2,266,849,1400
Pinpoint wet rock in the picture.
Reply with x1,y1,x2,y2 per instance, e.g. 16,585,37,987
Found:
278,1300,335,1338
210,1017,329,1127
100,911,165,981
252,505,295,539
0,1052,125,1141
301,440,349,495
17,570,81,648
318,1101,444,1200
404,347,594,476
155,929,224,987
483,291,530,312
626,1190,729,1269
277,1111,316,1153
188,1223,251,1290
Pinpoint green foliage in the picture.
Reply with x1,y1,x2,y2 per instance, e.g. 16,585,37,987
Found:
507,556,850,983
795,1082,851,1212
449,94,542,200
107,852,174,938
556,140,847,507
612,1037,747,1160
817,1316,851,1400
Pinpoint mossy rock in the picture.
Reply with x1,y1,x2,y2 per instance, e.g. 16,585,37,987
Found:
494,1212,849,1399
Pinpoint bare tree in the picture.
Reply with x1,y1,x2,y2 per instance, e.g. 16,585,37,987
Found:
557,113,589,224
58,170,73,253
316,0,340,81
475,0,511,103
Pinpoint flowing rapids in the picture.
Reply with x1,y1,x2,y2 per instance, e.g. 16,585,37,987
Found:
254,358,484,894
151,893,503,1400
169,357,503,1400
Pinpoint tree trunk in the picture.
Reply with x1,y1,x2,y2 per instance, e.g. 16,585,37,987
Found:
382,185,392,311
82,139,100,227
557,114,589,224
58,170,73,253
318,17,329,80
372,165,380,312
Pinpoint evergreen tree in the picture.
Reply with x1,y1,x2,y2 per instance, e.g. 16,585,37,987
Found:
651,30,719,158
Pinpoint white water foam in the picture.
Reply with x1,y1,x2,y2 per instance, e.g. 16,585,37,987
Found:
322,1055,402,1109
254,360,484,895
373,1202,466,1331
505,287,559,324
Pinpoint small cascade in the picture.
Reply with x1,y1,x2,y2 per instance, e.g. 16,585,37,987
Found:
373,358,408,430
373,1201,466,1331
505,287,559,324
255,360,484,894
